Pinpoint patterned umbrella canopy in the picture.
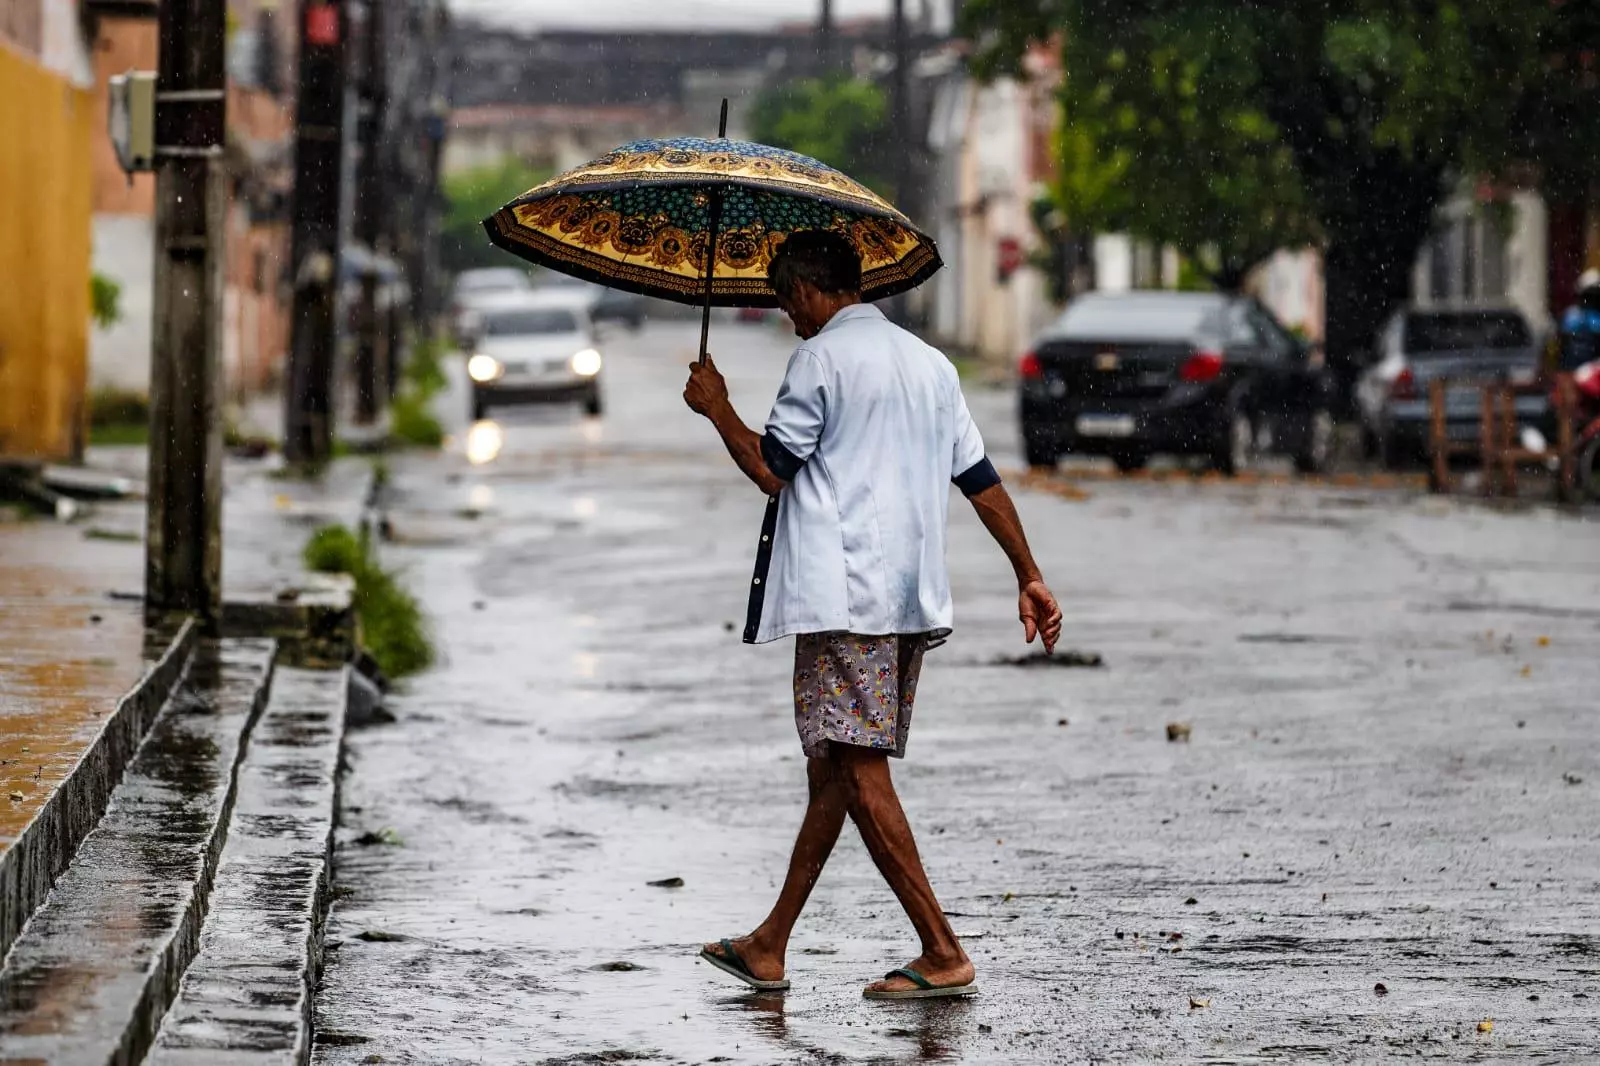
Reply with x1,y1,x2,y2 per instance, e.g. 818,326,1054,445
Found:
482,137,942,308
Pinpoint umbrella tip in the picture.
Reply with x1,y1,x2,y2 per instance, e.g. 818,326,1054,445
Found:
718,98,728,139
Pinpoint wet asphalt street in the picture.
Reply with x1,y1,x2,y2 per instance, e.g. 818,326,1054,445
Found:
312,319,1600,1065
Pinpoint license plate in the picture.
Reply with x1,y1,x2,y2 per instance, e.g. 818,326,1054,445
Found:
544,358,570,373
1076,414,1136,438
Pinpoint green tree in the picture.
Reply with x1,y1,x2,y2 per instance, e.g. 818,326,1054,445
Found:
749,74,892,196
962,1,1594,372
442,156,551,277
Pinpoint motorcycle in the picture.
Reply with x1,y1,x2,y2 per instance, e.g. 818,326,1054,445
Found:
1553,360,1600,501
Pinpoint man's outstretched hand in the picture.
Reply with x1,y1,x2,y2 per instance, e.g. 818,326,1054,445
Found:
1019,579,1062,653
684,356,729,417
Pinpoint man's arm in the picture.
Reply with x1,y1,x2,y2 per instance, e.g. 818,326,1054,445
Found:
967,481,1063,652
685,357,788,496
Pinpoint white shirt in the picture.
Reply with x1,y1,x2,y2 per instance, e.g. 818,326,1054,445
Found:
750,303,989,643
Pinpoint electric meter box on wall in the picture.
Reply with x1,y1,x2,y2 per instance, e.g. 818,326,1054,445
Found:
108,70,157,173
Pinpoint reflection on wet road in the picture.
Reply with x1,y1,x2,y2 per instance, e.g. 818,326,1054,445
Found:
313,320,1600,1063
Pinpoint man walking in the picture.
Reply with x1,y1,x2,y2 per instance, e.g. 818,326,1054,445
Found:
683,230,1062,1000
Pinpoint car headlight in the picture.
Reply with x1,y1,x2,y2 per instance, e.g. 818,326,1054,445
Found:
570,348,603,377
467,354,503,383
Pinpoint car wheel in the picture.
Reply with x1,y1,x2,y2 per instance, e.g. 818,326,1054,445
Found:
1577,435,1600,502
1211,403,1253,476
584,388,603,417
1294,408,1335,475
1360,422,1380,461
1380,429,1421,471
1023,435,1058,470
1110,449,1148,474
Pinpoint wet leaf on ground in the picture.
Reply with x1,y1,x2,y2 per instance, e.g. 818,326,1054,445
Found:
1374,982,1388,995
355,827,404,846
1189,997,1211,1009
1477,1018,1494,1033
1167,722,1192,742
593,960,647,971
647,876,684,888
536,1052,657,1065
355,929,407,942
1563,772,1582,785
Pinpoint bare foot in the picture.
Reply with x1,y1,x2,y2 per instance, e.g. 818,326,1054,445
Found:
702,935,787,983
864,951,975,996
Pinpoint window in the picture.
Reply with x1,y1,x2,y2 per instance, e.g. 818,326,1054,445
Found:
483,308,581,336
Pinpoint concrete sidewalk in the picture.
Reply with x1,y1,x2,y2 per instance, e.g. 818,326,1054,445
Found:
0,449,373,1062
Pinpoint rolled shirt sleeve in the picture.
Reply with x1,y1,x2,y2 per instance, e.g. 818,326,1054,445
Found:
763,348,828,481
950,388,1000,497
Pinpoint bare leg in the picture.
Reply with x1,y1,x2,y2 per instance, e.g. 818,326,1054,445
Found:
703,757,846,981
832,745,974,993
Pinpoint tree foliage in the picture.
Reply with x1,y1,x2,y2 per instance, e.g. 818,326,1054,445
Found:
441,157,551,277
749,74,893,196
962,1,1597,361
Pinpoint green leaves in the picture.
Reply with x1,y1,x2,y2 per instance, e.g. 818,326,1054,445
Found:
443,157,551,276
748,75,893,197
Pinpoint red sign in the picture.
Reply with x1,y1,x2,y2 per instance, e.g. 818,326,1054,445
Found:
306,4,340,47
997,237,1025,280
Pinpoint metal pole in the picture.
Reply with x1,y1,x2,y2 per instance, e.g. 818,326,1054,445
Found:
285,0,351,463
697,98,729,366
353,0,388,425
145,0,227,624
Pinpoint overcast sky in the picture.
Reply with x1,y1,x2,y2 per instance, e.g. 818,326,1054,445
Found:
447,0,950,31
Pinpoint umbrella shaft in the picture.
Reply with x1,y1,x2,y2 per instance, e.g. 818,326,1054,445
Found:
698,189,724,365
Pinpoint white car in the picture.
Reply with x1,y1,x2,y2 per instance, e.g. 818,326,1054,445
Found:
450,268,533,339
462,291,604,419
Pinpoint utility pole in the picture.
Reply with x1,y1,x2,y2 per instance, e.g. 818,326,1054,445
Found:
818,0,834,73
353,0,388,425
285,0,351,463
145,0,227,623
889,0,911,324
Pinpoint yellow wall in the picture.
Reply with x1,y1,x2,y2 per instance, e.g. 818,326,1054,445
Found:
0,42,93,462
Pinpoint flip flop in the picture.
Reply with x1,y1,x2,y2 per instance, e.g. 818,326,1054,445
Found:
698,938,790,991
863,966,979,1001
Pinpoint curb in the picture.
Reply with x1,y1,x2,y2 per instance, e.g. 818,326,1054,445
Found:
0,616,198,962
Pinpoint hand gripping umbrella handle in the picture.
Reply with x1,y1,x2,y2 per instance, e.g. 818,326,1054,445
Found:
698,98,730,366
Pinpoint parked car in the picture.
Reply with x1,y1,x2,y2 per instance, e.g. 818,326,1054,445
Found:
461,291,604,420
1354,307,1545,469
535,272,647,331
1018,292,1334,474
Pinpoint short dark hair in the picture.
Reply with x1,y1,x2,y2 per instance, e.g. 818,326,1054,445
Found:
769,229,862,299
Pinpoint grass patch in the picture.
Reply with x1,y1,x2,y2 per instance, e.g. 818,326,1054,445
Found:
89,421,149,446
390,391,443,448
87,386,150,445
378,330,449,450
304,523,433,678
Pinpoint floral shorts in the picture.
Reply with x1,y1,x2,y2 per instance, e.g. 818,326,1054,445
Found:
793,632,927,760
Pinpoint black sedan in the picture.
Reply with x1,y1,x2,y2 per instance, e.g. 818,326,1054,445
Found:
1019,292,1334,474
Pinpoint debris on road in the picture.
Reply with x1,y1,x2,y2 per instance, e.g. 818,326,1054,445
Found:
1189,997,1210,1009
1478,1018,1494,1033
1374,982,1388,995
1167,722,1192,742
355,930,407,943
646,876,684,888
999,649,1104,668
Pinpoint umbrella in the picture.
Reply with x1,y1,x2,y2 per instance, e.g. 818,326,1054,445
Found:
482,101,941,363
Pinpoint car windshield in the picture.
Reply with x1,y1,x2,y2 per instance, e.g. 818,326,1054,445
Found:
456,270,529,296
1051,296,1222,341
483,308,581,336
1406,312,1529,353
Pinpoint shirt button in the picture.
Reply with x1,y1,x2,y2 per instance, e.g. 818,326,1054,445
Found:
753,577,761,585
761,535,769,542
